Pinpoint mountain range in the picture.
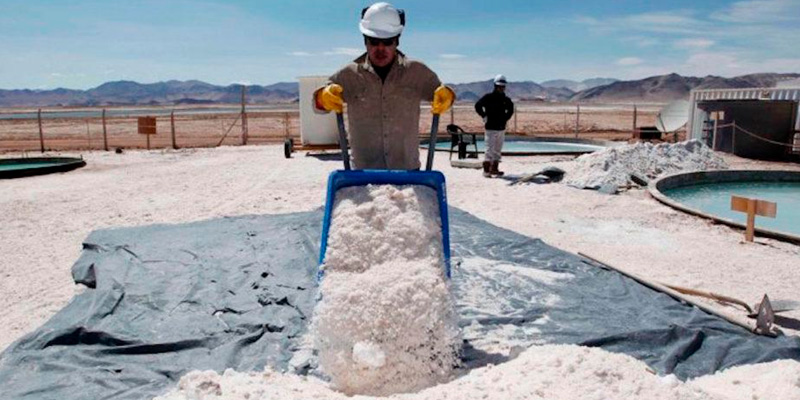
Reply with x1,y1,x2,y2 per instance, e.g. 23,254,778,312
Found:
540,78,619,92
1,73,798,107
569,73,800,103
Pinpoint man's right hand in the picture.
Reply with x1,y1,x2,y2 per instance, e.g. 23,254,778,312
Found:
315,84,344,113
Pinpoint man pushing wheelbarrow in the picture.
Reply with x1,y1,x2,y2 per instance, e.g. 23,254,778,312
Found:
313,2,455,170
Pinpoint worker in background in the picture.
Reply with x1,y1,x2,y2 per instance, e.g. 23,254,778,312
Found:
475,75,514,177
314,2,455,170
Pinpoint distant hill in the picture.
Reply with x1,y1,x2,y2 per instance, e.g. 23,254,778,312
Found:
570,73,800,103
1,73,798,107
449,80,573,102
540,78,618,92
0,80,300,107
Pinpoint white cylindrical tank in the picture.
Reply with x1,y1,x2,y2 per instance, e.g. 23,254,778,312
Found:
298,76,339,145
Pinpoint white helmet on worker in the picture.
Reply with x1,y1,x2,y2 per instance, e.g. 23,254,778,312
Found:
359,2,405,39
494,74,507,86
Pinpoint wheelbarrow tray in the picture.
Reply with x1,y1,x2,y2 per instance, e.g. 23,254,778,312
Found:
318,169,451,279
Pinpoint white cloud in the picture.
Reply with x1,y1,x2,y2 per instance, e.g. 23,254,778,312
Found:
712,0,800,23
323,48,363,56
616,57,644,66
674,38,715,49
683,52,742,73
439,54,465,59
616,51,800,79
681,52,800,77
621,36,661,48
574,11,706,35
50,73,63,77
289,51,312,57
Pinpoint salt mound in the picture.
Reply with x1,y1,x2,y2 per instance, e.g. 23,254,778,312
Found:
155,344,737,400
566,139,727,189
313,184,461,396
314,259,461,395
322,185,445,274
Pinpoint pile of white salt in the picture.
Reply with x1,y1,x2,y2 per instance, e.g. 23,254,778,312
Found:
156,344,800,400
566,139,728,189
312,184,461,396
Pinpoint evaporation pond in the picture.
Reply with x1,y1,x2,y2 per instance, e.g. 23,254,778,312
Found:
434,139,604,154
0,161,68,171
663,181,800,236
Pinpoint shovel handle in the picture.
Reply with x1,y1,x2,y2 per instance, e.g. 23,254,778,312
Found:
335,112,351,170
664,284,754,314
425,114,440,171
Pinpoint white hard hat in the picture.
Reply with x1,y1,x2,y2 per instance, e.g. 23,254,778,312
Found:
494,74,507,86
359,2,405,39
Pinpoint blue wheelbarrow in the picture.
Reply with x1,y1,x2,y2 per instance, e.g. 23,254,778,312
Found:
318,111,451,280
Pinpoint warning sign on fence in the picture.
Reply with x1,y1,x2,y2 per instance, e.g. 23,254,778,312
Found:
138,117,157,135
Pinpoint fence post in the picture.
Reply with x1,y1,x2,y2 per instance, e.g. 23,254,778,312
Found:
450,106,454,126
575,104,580,138
86,119,91,148
38,109,44,153
171,111,177,149
102,109,109,151
632,104,637,137
513,103,518,134
241,85,248,145
284,112,290,138
712,117,718,150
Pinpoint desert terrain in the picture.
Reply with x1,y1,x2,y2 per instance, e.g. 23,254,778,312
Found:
0,103,662,152
1,142,798,399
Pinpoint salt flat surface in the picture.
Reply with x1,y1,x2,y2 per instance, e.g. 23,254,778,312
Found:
157,344,798,400
1,144,799,399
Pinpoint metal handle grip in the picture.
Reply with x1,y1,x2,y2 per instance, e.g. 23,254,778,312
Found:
335,113,351,170
426,114,440,171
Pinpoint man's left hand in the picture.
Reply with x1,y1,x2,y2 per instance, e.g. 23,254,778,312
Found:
432,86,455,115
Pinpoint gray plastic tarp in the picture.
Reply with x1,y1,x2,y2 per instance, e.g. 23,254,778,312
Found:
0,208,798,400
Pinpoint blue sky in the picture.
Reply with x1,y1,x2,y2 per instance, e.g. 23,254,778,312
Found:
1,0,799,89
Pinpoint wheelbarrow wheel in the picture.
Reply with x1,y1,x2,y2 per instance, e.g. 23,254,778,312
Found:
284,138,294,159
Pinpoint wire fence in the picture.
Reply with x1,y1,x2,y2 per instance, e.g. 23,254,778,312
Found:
709,121,800,156
0,103,660,153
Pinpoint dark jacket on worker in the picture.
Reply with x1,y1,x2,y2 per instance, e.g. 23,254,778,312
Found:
475,91,514,131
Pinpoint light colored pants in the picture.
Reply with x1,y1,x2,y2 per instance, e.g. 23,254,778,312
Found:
483,129,505,162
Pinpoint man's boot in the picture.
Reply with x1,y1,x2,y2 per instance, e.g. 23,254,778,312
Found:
490,161,504,177
482,161,491,178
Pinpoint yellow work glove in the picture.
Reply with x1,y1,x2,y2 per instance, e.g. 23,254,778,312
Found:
431,85,455,115
315,84,344,113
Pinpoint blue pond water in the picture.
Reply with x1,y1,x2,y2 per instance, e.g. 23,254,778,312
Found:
0,161,67,171
433,139,604,154
664,181,800,236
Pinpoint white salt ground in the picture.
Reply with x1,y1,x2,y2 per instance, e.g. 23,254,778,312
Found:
566,139,728,189
1,145,799,399
688,359,800,400
156,344,742,400
313,185,461,396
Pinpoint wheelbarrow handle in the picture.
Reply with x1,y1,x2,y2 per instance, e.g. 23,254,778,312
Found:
425,114,440,171
335,112,351,170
